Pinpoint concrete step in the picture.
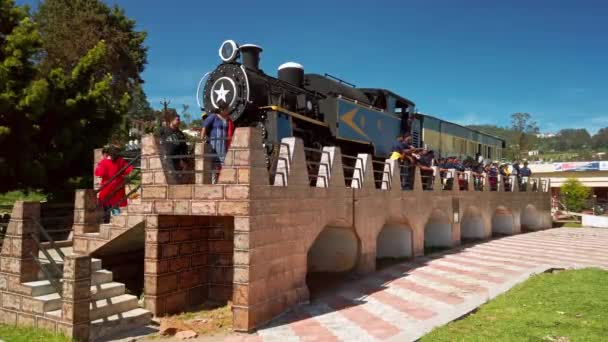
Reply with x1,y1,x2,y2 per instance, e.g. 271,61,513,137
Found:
28,262,107,296
37,257,102,272
24,279,64,297
32,282,126,312
90,308,152,341
37,246,74,261
91,282,126,301
33,292,62,312
92,269,113,285
45,309,61,319
89,294,139,321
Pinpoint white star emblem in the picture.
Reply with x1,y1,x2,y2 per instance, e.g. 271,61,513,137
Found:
214,83,230,103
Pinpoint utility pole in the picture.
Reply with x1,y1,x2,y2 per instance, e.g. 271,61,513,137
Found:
160,99,171,127
161,99,171,113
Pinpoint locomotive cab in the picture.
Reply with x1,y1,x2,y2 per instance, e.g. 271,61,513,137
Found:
360,88,417,137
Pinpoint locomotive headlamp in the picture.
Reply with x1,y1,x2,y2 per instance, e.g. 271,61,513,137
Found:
219,40,239,62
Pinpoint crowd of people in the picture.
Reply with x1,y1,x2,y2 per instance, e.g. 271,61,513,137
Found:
95,111,537,216
389,134,533,191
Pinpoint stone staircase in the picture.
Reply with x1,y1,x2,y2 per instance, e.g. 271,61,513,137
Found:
75,209,145,255
24,246,151,341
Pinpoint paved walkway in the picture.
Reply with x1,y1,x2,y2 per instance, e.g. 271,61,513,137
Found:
225,228,608,342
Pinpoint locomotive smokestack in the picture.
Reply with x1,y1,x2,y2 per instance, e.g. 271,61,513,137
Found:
278,62,304,87
240,44,263,71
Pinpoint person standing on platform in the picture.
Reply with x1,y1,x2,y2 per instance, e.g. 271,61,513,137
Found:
201,100,234,183
160,112,189,182
95,145,134,219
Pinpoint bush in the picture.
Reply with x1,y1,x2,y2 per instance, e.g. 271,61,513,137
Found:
561,178,591,213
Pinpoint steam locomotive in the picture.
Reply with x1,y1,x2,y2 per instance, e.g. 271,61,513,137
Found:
198,40,505,169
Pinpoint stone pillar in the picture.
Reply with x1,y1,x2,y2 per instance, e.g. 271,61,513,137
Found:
432,167,443,191
60,255,91,341
464,171,475,191
497,175,505,192
353,154,376,190
140,134,174,185
273,137,308,187
316,146,346,188
449,169,459,193
72,190,102,254
221,127,269,186
194,142,213,184
382,159,400,191
413,167,423,192
525,177,533,193
93,148,103,191
1,201,40,283
482,173,490,192
512,209,522,234
510,175,519,192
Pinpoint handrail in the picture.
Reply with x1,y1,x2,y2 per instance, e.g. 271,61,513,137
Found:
108,184,141,211
29,251,63,296
32,218,65,261
98,169,141,207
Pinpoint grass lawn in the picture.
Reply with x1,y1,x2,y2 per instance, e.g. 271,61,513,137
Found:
422,268,608,341
563,221,583,228
0,324,71,342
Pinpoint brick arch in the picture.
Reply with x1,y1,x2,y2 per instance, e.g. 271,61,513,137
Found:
306,226,360,273
376,218,414,259
424,208,453,248
461,206,486,240
492,205,515,235
521,204,541,231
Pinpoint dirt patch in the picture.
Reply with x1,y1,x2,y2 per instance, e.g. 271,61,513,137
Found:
156,301,233,338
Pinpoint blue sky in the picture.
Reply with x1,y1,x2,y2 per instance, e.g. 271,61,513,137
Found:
18,0,608,133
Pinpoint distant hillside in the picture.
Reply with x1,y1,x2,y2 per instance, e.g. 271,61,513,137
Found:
467,125,518,145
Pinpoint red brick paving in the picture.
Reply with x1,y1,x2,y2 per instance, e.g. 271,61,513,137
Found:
229,228,608,342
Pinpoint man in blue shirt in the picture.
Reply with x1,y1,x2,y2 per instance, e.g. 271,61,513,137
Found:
201,101,234,182
520,161,532,177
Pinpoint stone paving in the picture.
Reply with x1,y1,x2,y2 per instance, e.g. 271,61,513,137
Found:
223,228,608,342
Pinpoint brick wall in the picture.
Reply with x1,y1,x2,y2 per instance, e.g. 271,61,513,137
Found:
144,215,234,315
131,127,552,333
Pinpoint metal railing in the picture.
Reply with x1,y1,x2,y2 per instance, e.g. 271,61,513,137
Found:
29,218,66,296
396,163,414,190
341,154,364,188
372,160,392,189
303,147,331,187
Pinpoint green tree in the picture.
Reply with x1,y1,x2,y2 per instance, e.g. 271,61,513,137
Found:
0,0,144,196
561,178,591,213
592,127,608,149
127,83,154,121
0,0,43,190
35,0,147,95
554,129,591,151
510,113,539,159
